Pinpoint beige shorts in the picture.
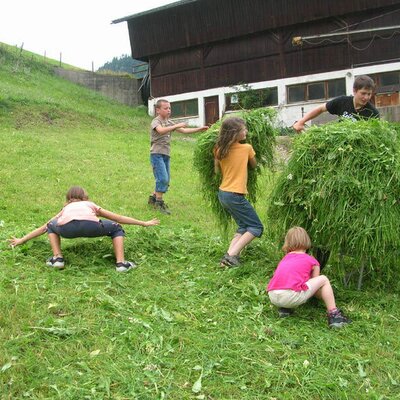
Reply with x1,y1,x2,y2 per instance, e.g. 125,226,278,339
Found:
268,284,315,308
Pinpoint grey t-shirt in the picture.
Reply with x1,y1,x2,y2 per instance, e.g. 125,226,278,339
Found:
150,117,174,156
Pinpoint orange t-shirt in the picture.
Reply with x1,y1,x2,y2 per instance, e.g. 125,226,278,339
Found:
216,143,255,194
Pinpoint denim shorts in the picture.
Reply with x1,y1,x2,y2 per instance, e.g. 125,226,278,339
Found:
150,153,170,193
218,190,263,237
47,219,125,239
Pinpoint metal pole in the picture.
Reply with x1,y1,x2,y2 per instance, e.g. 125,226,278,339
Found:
293,25,400,46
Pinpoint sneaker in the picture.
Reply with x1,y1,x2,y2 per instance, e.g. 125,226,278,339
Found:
115,261,137,272
148,194,156,206
155,199,171,215
220,254,240,268
46,256,65,269
328,309,352,328
278,307,294,318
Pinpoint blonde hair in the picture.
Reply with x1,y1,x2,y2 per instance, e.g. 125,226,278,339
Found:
282,226,311,253
65,186,89,202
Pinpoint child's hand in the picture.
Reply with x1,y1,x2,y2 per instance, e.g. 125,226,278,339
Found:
8,237,23,247
176,122,187,129
199,126,209,131
144,218,160,227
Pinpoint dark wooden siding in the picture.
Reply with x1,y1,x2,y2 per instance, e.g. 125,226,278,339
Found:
128,0,400,58
123,0,400,97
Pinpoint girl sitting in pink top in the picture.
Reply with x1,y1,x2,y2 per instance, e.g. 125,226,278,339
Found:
9,186,159,272
267,227,351,328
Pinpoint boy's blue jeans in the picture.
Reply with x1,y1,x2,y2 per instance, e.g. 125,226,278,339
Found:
218,190,264,237
151,153,170,193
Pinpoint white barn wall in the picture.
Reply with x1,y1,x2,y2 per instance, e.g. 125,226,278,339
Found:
149,62,400,126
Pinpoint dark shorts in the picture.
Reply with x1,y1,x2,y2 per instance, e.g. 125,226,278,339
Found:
47,219,125,239
218,190,264,237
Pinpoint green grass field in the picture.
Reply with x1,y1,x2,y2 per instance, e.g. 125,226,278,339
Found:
1,44,399,399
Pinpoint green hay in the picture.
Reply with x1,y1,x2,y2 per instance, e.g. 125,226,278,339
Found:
193,108,276,231
267,118,400,281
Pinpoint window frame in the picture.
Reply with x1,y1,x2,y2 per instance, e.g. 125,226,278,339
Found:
170,99,199,118
287,78,346,104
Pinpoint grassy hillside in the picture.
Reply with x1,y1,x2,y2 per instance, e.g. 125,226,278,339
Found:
0,45,399,399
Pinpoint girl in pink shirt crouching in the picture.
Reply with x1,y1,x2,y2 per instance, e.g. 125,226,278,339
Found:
9,186,159,272
267,227,351,328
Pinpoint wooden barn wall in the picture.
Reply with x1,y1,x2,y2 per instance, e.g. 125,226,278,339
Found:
128,0,400,59
149,8,400,97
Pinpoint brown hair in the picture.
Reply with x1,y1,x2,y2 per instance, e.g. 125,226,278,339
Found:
65,186,89,202
353,75,375,91
155,99,170,109
282,226,311,253
215,117,246,160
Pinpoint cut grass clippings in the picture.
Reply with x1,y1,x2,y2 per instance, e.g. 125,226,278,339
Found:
0,43,399,399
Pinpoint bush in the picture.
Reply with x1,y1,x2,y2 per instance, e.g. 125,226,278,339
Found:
267,119,400,283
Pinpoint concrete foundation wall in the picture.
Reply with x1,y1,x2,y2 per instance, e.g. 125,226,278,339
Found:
54,68,143,107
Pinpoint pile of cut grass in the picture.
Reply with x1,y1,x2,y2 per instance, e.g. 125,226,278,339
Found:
193,108,276,231
267,119,400,282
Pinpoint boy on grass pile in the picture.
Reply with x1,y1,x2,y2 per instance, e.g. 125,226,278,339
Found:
9,186,159,272
148,99,208,214
267,227,351,328
293,74,379,132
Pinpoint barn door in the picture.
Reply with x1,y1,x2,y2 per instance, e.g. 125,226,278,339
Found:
204,96,219,126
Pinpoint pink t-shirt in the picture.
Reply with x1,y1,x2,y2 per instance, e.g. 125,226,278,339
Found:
267,252,320,292
55,201,101,226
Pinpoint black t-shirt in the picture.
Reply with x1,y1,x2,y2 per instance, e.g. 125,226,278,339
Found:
326,95,379,120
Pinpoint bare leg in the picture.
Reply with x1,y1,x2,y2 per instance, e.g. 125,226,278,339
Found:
155,191,164,200
112,236,125,263
48,233,62,257
228,231,256,256
307,275,337,311
227,233,242,254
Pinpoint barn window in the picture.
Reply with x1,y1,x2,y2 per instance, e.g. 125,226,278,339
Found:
171,99,198,118
288,85,306,103
287,78,345,104
225,87,278,111
379,71,400,86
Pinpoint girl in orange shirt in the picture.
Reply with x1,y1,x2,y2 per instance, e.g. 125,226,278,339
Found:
214,117,263,267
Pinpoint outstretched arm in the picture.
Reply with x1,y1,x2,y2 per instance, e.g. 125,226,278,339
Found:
176,126,209,134
293,104,327,133
9,223,48,247
98,209,160,227
155,123,187,135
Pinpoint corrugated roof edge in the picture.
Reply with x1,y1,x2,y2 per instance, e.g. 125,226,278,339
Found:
112,0,198,24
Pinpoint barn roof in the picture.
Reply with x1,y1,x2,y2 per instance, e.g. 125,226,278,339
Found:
112,0,195,23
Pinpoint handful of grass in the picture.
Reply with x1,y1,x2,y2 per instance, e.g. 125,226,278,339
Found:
267,119,400,280
193,108,276,230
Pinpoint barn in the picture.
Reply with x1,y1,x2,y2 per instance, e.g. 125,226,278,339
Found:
113,0,400,126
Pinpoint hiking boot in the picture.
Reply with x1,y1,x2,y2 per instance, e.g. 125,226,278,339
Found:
115,261,137,272
155,199,171,215
328,309,352,328
148,194,156,206
46,256,65,269
220,254,240,268
278,307,294,318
